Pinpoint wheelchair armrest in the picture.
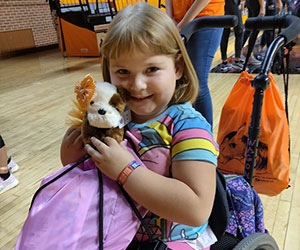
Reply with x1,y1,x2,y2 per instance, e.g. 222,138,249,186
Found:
208,168,229,240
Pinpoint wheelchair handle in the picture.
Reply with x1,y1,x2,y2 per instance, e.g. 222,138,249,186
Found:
243,14,300,185
245,15,300,45
181,15,238,44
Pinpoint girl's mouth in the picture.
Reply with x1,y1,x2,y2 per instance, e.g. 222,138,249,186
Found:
131,95,153,102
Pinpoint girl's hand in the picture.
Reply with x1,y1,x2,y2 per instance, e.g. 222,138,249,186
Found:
85,137,135,180
60,126,87,166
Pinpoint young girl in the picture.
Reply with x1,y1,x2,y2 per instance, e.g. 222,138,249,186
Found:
61,3,218,249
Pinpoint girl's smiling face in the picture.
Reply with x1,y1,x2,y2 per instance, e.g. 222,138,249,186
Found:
109,51,183,123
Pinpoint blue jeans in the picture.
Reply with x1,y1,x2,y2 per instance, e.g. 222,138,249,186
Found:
186,27,223,127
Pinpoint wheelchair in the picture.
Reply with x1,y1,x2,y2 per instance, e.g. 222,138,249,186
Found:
180,14,300,250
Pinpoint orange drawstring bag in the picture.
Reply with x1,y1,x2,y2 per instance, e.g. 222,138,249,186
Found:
217,71,290,196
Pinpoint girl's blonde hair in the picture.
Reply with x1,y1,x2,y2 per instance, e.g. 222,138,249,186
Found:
101,2,199,105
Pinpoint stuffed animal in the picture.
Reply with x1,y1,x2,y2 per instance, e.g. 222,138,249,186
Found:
68,74,126,145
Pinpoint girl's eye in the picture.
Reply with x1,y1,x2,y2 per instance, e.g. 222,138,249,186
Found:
146,67,159,73
90,101,94,105
116,69,129,75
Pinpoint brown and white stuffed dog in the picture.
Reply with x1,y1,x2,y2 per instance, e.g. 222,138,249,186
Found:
68,74,126,145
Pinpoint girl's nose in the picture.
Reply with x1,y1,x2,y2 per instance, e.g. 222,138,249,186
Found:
130,75,147,91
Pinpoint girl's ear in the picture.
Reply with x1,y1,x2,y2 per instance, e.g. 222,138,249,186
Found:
175,55,184,80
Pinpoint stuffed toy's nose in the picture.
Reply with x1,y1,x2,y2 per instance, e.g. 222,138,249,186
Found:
98,109,106,115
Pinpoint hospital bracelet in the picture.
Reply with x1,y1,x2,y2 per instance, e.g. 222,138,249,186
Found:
117,160,140,185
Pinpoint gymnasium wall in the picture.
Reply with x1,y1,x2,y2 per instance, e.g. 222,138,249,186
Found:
0,0,58,54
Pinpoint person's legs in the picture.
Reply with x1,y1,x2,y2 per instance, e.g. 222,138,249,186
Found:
258,6,277,60
0,135,19,194
220,28,231,61
187,27,223,127
260,31,267,48
229,6,245,71
242,4,252,47
220,0,233,61
0,136,8,174
220,28,233,73
243,0,260,46
233,7,244,59
264,6,277,47
224,0,244,60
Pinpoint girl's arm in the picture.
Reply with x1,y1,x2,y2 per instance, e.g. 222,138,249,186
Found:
86,137,216,227
125,159,216,227
165,0,212,31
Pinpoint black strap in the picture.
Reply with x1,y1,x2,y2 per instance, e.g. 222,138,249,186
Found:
282,41,293,163
28,154,104,250
97,168,104,250
117,182,154,241
282,44,291,125
29,154,91,210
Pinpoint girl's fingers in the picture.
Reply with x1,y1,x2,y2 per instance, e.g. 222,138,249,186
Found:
91,137,109,152
103,136,116,145
85,144,101,158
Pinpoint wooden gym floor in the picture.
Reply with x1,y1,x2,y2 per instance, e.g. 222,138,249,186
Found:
0,36,299,249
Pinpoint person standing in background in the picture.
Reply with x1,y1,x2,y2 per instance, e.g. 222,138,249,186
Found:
165,0,225,127
241,0,266,65
242,0,265,44
256,0,283,61
220,0,245,72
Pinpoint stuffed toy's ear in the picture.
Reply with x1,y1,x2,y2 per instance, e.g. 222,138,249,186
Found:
67,74,96,127
74,74,96,110
109,93,126,115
